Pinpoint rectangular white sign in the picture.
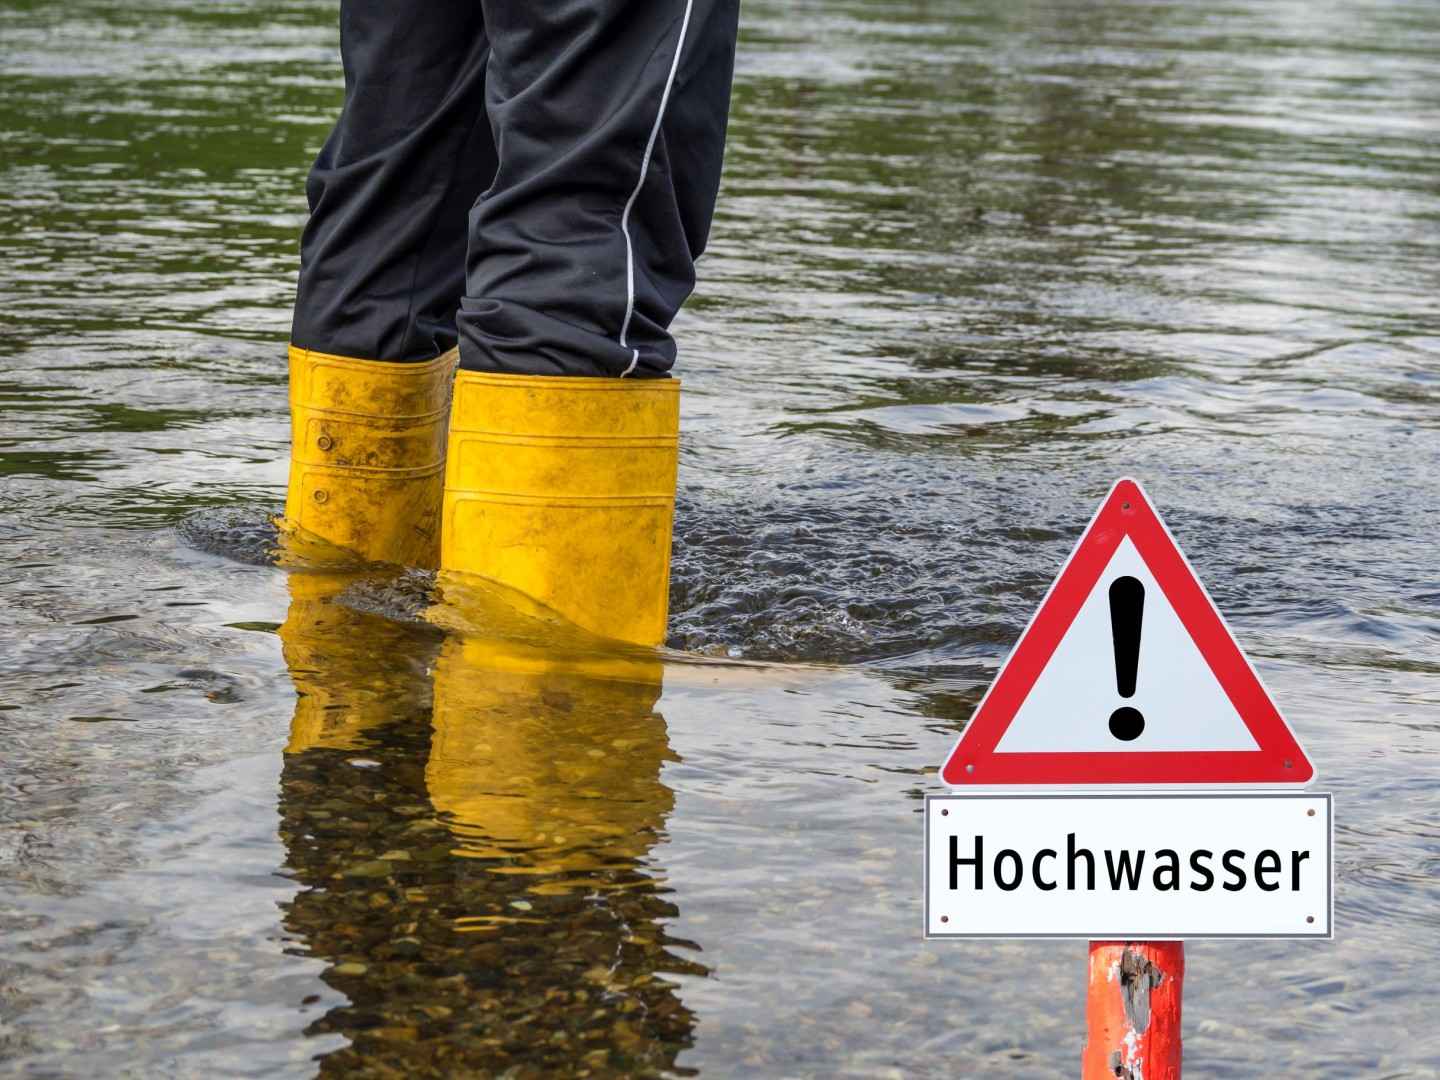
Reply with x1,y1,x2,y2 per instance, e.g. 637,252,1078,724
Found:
925,793,1332,939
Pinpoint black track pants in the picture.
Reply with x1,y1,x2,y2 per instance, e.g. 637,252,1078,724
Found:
291,0,739,378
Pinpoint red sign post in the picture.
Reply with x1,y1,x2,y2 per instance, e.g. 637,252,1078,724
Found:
1082,940,1184,1080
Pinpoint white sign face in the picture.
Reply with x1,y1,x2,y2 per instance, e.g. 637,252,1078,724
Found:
994,538,1258,753
924,794,1332,939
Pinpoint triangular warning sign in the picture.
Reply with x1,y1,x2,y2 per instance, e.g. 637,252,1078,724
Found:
941,479,1314,788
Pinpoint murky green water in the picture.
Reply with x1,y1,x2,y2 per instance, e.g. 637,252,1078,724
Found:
3,0,1439,1075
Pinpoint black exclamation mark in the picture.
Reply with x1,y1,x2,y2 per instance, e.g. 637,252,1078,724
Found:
1108,576,1146,741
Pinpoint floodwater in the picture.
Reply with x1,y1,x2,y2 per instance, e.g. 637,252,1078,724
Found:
2,0,1439,1075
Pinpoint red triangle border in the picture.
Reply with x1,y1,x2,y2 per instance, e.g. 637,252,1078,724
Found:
940,478,1314,788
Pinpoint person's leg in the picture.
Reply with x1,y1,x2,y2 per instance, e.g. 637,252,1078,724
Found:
285,0,495,568
440,0,739,645
457,0,740,378
292,0,496,361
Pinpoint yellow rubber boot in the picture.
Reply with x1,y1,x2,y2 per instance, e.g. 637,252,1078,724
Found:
283,344,457,568
440,372,680,646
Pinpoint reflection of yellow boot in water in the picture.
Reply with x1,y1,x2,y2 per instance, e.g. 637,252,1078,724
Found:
283,345,457,568
279,567,438,754
278,593,699,1074
426,630,673,894
423,629,706,1071
440,372,679,646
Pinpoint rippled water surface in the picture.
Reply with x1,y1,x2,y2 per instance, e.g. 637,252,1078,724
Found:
3,0,1439,1075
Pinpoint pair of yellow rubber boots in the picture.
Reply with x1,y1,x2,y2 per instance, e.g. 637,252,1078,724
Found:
282,345,678,647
